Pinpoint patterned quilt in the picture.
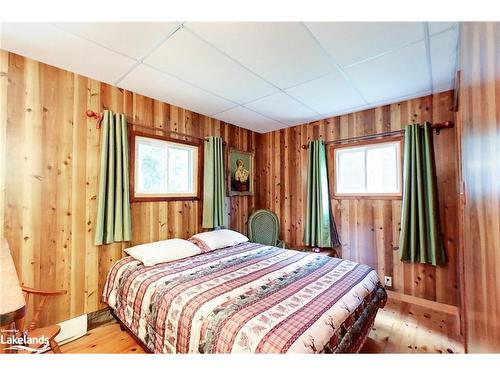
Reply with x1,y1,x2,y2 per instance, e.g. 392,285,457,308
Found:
103,242,381,353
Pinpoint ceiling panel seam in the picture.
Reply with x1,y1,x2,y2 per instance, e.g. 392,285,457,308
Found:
114,22,185,86
182,24,324,117
423,22,435,93
340,24,457,70
141,61,242,108
210,104,291,128
43,22,346,127
300,22,370,106
49,22,139,61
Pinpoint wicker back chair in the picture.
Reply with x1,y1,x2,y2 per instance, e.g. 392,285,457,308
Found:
248,209,285,248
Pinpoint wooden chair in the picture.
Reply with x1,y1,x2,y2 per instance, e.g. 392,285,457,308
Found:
0,238,66,354
16,286,67,354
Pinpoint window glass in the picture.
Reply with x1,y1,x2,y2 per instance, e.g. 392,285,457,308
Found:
337,148,365,193
334,140,401,197
134,135,198,199
167,146,192,193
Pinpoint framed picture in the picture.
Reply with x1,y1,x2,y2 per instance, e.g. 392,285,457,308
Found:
227,148,254,196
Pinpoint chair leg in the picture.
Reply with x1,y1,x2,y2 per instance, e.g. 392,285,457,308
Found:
49,338,61,354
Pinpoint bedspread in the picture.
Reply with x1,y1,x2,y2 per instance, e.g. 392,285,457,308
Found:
103,242,381,353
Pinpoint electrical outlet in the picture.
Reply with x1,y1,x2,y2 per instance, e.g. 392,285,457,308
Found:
384,276,393,287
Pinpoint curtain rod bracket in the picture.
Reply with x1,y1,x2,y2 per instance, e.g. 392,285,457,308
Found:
430,120,454,135
85,110,227,145
86,110,103,129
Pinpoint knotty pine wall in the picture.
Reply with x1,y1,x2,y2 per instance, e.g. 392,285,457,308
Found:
458,22,500,352
0,50,257,326
0,49,462,326
255,91,460,307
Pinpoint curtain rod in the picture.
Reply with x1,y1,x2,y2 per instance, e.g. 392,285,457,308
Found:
85,110,226,144
300,121,454,149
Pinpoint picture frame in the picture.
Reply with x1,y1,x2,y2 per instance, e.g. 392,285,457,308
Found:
227,148,254,196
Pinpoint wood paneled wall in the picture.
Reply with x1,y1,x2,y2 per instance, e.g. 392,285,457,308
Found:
256,91,460,307
0,51,257,326
458,22,500,352
0,49,464,326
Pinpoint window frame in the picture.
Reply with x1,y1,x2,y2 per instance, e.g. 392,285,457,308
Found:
331,135,403,200
129,131,203,203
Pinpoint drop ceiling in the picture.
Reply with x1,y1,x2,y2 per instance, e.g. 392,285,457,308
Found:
0,22,459,133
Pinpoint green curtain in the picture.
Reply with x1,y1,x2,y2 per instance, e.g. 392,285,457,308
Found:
202,136,227,228
399,123,446,266
94,110,132,245
304,140,340,248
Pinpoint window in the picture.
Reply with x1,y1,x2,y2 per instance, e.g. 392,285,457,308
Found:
131,133,199,201
333,138,402,198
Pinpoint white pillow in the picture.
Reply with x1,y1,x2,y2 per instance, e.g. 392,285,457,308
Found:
189,229,249,252
124,239,201,266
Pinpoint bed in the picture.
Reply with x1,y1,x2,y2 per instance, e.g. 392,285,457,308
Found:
103,242,386,353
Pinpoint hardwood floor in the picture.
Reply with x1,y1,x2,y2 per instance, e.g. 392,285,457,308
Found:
361,298,464,353
58,299,464,354
59,324,146,354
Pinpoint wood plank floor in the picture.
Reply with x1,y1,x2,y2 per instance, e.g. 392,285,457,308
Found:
58,299,464,354
59,323,146,354
360,298,464,353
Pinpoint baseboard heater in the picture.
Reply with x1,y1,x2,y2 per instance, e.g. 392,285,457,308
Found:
54,314,88,346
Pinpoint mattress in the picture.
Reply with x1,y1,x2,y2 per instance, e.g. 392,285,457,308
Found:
103,242,384,353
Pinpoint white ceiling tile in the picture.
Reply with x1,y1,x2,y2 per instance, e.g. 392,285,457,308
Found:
430,28,458,92
1,22,136,85
119,64,235,116
321,103,374,118
428,22,458,35
213,106,285,133
53,22,180,60
285,72,366,115
244,92,320,126
344,41,430,104
144,28,277,104
186,22,332,89
305,22,424,67
367,90,433,108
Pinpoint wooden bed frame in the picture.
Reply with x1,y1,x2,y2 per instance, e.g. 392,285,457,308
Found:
109,284,387,354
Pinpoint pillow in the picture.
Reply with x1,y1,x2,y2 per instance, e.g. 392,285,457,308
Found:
124,239,201,266
189,229,249,252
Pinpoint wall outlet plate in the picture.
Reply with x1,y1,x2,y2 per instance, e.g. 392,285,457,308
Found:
384,276,393,287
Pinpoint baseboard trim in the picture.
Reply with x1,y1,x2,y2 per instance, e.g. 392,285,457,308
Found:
87,307,116,331
387,290,460,317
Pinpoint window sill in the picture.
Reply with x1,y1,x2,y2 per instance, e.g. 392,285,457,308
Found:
131,196,200,203
333,195,402,200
